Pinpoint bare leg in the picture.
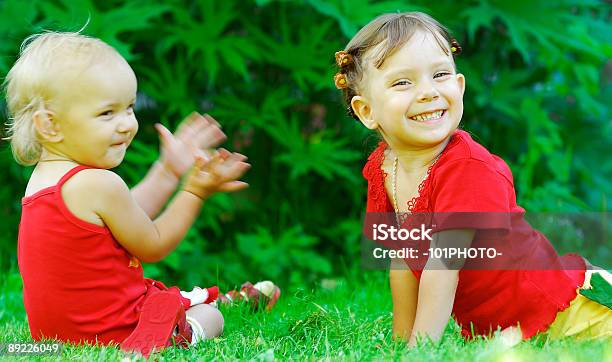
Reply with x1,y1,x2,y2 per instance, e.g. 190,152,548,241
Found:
185,304,224,342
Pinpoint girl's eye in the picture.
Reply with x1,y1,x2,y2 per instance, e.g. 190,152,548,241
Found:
393,80,412,87
434,72,451,79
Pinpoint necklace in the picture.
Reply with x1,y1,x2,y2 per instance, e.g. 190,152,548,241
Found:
38,158,75,163
391,153,442,219
391,156,400,214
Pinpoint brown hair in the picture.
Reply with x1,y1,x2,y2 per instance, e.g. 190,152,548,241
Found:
335,12,461,120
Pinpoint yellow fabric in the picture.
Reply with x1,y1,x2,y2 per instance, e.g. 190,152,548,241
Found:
548,270,612,340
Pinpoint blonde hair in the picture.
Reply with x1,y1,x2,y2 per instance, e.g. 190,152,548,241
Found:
3,32,120,165
337,12,459,119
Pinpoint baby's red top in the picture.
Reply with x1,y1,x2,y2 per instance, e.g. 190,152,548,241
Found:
363,129,586,339
18,165,189,344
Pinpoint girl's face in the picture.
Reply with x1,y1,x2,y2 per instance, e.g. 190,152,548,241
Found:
50,57,138,169
353,30,465,150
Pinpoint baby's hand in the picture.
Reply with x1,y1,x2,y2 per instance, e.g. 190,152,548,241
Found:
156,112,227,179
182,149,250,200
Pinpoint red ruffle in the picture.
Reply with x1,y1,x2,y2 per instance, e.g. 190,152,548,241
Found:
363,138,459,213
362,142,392,212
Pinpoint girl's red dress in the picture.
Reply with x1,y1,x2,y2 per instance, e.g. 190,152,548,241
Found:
18,165,191,344
363,129,586,339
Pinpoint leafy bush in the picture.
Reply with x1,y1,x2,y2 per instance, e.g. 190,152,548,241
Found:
0,0,610,288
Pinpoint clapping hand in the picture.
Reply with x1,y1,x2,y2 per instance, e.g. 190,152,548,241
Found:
156,112,227,179
183,148,250,200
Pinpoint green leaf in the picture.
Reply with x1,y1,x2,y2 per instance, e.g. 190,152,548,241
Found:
160,0,259,86
212,86,297,131
139,52,200,118
461,0,607,64
579,272,612,310
263,114,361,182
243,14,338,91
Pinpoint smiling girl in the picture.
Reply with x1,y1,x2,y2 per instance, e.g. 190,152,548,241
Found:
334,12,611,345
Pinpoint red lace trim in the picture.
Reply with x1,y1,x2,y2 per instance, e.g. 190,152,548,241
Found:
406,160,437,213
364,134,464,212
363,142,392,212
364,142,438,213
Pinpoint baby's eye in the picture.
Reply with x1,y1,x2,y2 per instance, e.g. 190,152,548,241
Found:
127,104,135,112
97,110,113,117
434,72,451,79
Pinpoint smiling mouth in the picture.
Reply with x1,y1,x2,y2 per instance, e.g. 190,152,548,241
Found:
409,110,445,122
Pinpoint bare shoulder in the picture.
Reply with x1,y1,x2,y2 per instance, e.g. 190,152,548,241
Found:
61,169,130,226
63,168,127,195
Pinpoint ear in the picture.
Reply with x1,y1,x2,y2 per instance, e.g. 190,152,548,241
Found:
32,109,63,142
351,95,378,130
456,73,466,96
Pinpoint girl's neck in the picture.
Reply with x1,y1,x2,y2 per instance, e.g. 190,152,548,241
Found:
390,137,451,173
38,149,77,164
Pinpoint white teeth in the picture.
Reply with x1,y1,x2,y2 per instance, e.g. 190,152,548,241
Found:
410,110,444,121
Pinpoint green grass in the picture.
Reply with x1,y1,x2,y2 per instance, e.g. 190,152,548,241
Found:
1,271,611,361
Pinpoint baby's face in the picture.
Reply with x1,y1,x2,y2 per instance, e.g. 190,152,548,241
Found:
356,30,465,150
50,56,138,169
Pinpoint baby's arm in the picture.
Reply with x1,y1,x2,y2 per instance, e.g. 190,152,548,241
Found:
91,151,248,262
390,257,419,340
131,113,226,218
408,229,475,346
131,161,183,218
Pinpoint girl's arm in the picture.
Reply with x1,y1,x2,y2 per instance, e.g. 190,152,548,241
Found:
408,229,475,347
131,113,226,218
390,257,419,340
91,151,248,262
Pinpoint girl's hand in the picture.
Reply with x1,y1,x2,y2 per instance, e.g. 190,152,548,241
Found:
156,113,227,179
182,148,250,200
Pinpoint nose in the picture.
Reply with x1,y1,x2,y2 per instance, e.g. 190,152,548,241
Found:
117,110,138,136
416,80,440,103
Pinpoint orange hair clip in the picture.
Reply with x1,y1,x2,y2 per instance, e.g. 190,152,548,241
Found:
450,38,462,55
335,51,353,67
334,73,348,89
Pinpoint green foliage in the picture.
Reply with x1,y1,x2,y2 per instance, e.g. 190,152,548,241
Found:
0,272,24,323
0,0,610,288
39,0,170,60
236,226,332,282
306,0,427,38
0,0,37,75
158,0,260,85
